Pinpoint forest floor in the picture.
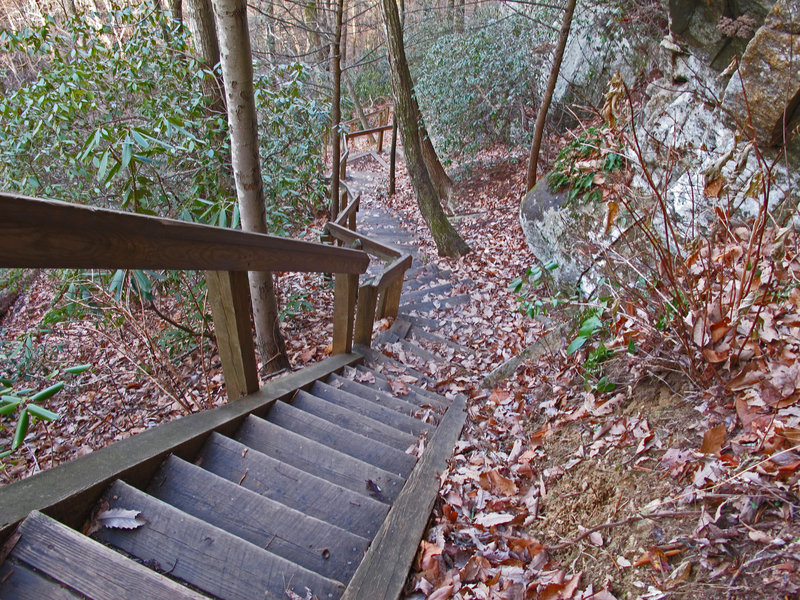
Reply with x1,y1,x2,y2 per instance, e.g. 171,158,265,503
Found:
1,139,799,599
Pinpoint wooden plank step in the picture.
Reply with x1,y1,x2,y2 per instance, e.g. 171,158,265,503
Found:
291,390,417,452
266,402,416,477
311,381,433,437
326,373,439,420
197,433,388,538
0,559,82,599
408,323,475,355
378,337,450,364
148,455,369,583
399,294,471,315
95,481,344,600
10,510,205,600
398,283,452,304
353,366,450,411
341,395,468,600
396,312,446,331
388,318,413,338
355,345,432,385
236,415,404,503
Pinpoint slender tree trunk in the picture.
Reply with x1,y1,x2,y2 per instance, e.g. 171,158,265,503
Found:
526,0,576,191
329,0,345,218
185,0,223,111
389,118,397,195
213,0,290,373
379,0,470,257
419,123,453,210
344,71,376,144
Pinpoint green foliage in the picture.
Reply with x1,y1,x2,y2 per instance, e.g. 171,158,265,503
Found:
0,5,328,231
414,13,546,158
351,52,392,105
548,126,625,204
0,365,89,460
509,261,561,317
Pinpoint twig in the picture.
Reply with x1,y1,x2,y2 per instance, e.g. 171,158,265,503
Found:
547,510,698,551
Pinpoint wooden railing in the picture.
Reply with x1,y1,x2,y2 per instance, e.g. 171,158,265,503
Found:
344,106,392,154
0,192,370,401
325,183,412,349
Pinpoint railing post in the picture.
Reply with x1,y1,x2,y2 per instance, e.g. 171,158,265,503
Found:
332,272,358,354
377,278,403,320
205,270,260,401
353,284,378,346
377,108,386,153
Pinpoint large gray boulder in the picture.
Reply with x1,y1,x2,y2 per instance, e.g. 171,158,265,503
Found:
723,0,800,146
519,177,604,292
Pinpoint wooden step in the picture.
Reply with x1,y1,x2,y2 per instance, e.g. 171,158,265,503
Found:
326,373,438,421
197,433,388,538
236,415,405,502
340,395,468,600
399,294,470,315
311,381,433,437
396,312,446,331
355,345,432,385
407,323,475,355
95,480,344,600
148,454,369,583
399,283,453,304
352,365,450,411
377,337,450,364
265,402,417,476
0,558,83,599
8,510,205,600
291,390,418,451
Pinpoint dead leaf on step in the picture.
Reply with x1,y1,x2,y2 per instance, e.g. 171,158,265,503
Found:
95,508,147,531
387,378,410,396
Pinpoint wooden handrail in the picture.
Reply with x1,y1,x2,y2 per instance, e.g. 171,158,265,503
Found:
334,189,360,230
0,193,369,274
325,222,402,262
346,124,393,142
1,192,371,400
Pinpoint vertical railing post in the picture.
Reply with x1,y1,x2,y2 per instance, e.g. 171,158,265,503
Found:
205,270,260,401
332,272,358,354
377,278,403,319
377,108,386,153
353,284,378,346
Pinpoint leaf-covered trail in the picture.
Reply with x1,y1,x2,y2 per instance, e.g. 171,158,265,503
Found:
349,148,800,600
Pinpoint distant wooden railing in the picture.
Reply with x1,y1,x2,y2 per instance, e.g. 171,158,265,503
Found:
325,182,412,349
0,192,369,401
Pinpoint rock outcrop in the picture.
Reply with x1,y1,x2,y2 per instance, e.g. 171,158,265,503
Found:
723,0,800,146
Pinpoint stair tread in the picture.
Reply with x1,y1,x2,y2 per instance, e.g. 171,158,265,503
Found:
0,559,82,600
236,415,404,503
11,510,206,600
311,381,433,437
197,433,387,538
396,312,446,331
326,373,438,421
376,337,450,364
149,454,368,583
399,283,453,303
95,480,343,600
266,402,416,476
355,345,432,385
353,366,450,410
292,390,418,451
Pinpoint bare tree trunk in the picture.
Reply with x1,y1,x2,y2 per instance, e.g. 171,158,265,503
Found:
329,0,345,218
379,0,470,257
185,0,223,111
526,0,576,191
213,0,290,373
419,124,453,210
389,118,398,195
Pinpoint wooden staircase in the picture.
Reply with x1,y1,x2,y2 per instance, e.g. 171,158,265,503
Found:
0,343,466,600
0,186,473,599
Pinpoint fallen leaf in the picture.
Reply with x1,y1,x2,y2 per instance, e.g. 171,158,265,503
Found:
96,508,147,530
700,424,726,456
